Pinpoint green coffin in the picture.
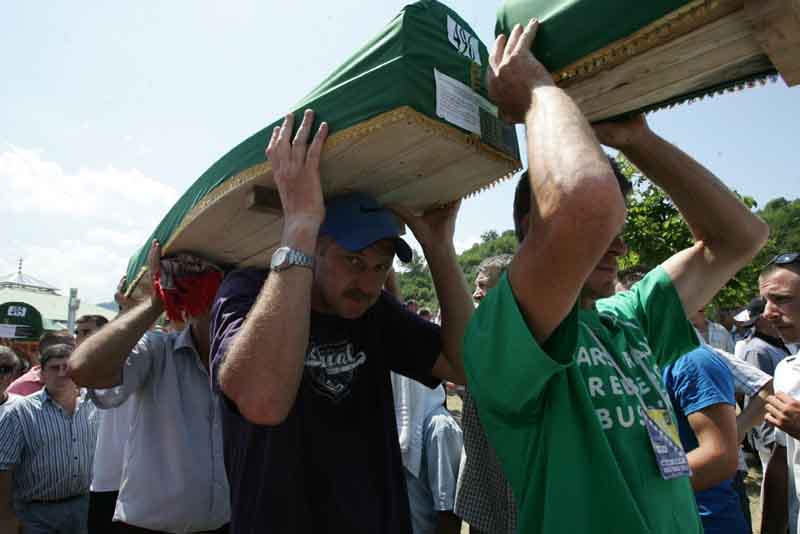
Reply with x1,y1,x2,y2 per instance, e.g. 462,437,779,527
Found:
124,0,520,294
496,0,780,120
0,302,44,341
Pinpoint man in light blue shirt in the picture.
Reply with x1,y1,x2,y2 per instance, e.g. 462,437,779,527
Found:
0,344,99,534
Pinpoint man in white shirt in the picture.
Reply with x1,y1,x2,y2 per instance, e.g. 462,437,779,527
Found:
755,253,800,534
392,372,462,534
68,245,230,533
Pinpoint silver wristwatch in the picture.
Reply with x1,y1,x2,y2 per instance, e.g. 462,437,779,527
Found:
270,246,314,272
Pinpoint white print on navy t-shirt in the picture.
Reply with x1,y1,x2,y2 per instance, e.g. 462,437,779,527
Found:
305,340,367,402
578,321,669,431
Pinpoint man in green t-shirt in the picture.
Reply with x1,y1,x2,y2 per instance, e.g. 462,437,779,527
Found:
464,20,769,534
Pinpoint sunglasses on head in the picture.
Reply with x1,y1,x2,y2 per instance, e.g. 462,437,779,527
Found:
768,252,800,267
0,365,15,375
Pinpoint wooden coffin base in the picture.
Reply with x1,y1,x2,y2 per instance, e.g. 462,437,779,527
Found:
128,106,521,291
557,0,799,121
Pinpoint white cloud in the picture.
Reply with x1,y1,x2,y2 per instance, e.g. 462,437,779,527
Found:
0,146,178,222
0,146,179,303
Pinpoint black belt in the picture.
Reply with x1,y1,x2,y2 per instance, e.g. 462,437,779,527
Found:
28,493,86,504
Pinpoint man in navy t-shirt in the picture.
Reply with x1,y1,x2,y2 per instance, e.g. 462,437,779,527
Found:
663,345,749,534
209,110,473,534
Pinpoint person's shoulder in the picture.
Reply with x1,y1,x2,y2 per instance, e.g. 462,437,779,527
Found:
670,345,728,378
14,388,46,410
0,393,22,413
218,268,268,300
373,291,438,327
775,355,798,378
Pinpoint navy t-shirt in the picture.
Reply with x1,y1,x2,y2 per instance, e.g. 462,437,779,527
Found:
209,269,442,534
662,346,748,534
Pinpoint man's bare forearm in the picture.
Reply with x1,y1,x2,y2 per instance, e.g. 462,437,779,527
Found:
68,296,163,388
218,221,317,426
424,244,472,384
527,87,618,220
623,132,768,263
512,86,625,341
737,381,773,442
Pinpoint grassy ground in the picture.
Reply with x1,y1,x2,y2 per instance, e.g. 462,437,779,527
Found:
446,391,766,533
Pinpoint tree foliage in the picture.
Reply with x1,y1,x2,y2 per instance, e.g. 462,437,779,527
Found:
395,229,517,310
397,156,798,315
619,153,798,312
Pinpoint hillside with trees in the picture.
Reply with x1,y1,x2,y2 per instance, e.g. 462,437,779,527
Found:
396,156,799,314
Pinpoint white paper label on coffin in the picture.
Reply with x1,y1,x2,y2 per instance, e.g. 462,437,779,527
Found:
0,325,19,338
434,68,481,134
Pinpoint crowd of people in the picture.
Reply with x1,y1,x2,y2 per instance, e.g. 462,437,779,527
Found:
1,19,799,534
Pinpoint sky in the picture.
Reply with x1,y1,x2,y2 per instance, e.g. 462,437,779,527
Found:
1,1,798,304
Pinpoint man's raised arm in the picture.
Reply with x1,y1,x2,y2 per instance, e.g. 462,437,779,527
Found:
489,20,626,342
217,110,328,426
69,247,164,389
393,202,473,385
594,116,769,316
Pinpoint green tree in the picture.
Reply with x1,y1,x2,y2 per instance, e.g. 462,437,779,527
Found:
617,153,797,312
396,249,438,310
395,229,517,310
397,161,798,317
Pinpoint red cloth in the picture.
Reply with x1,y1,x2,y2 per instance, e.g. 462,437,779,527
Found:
154,270,223,322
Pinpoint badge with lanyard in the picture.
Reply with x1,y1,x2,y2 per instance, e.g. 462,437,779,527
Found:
584,325,691,480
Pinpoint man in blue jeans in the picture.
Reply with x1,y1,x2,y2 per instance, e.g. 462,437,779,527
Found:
663,345,749,534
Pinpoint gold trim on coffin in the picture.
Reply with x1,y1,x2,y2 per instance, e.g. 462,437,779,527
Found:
126,105,521,294
555,0,741,85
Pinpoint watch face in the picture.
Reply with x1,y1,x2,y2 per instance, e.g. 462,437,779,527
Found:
271,248,289,269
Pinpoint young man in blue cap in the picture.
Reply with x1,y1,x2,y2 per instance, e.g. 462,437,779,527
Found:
210,109,473,534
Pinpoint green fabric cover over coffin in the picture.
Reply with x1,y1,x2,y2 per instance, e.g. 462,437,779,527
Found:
124,0,521,294
497,0,779,121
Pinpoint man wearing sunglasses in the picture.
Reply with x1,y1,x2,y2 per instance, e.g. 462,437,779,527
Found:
757,253,800,534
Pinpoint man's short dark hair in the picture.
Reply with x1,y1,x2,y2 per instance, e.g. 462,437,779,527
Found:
0,345,22,373
760,258,800,279
418,308,431,318
40,343,73,368
513,158,632,243
76,315,109,328
39,330,75,355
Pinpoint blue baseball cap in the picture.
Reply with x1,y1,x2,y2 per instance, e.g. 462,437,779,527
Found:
319,192,413,263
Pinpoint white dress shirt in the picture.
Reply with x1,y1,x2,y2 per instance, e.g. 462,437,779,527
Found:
774,351,800,534
391,372,446,478
88,387,135,493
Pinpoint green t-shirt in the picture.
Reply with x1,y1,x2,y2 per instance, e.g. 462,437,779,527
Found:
464,266,702,534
